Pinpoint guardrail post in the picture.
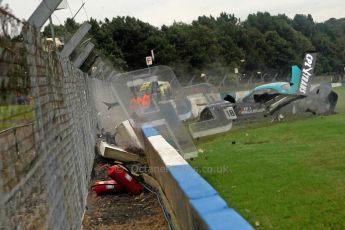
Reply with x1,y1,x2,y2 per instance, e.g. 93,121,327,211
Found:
73,42,94,68
28,0,63,29
60,22,92,58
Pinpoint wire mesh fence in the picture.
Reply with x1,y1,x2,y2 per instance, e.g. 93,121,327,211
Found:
0,5,97,229
185,70,338,94
0,3,343,229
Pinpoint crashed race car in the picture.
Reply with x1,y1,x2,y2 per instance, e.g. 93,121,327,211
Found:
100,53,337,141
193,52,338,137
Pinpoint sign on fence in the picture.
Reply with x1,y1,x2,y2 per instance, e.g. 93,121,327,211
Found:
146,56,153,66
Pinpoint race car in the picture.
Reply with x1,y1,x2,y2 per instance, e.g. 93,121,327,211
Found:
192,52,338,138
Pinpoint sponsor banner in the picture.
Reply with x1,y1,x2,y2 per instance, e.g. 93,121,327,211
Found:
297,53,317,95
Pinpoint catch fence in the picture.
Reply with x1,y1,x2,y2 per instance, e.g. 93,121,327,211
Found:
0,7,97,229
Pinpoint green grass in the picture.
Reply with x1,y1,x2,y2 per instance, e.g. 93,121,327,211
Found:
0,105,34,131
190,87,345,229
334,86,345,114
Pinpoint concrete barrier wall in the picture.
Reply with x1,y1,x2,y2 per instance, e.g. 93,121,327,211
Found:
142,126,253,230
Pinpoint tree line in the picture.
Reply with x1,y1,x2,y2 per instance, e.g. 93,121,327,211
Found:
45,12,345,80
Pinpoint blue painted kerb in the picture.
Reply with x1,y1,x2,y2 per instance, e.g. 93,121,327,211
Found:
142,125,160,137
142,126,253,229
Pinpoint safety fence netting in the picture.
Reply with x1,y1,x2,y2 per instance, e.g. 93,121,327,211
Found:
0,6,97,229
185,70,338,94
0,3,342,229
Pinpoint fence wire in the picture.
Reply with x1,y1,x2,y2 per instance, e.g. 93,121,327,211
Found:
0,6,97,229
0,4,343,230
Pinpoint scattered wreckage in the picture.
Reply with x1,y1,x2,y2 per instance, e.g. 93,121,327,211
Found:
92,120,145,196
90,120,180,230
93,52,339,153
87,52,339,230
193,53,338,137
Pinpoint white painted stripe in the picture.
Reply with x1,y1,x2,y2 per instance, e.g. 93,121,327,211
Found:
331,83,342,88
148,135,188,167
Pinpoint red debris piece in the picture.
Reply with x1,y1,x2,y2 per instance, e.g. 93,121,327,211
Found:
91,180,125,195
107,165,143,195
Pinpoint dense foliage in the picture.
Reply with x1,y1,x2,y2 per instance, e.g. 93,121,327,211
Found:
45,12,345,78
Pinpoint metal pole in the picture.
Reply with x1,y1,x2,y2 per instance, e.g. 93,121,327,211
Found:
28,0,63,29
72,3,85,21
60,22,91,58
49,16,56,48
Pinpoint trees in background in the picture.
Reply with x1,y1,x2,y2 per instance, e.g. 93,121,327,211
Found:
46,12,345,80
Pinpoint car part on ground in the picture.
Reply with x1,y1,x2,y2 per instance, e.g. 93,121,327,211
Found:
91,180,125,195
108,165,143,195
98,140,145,163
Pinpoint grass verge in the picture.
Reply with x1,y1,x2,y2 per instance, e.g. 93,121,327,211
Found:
0,105,34,131
190,87,345,229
